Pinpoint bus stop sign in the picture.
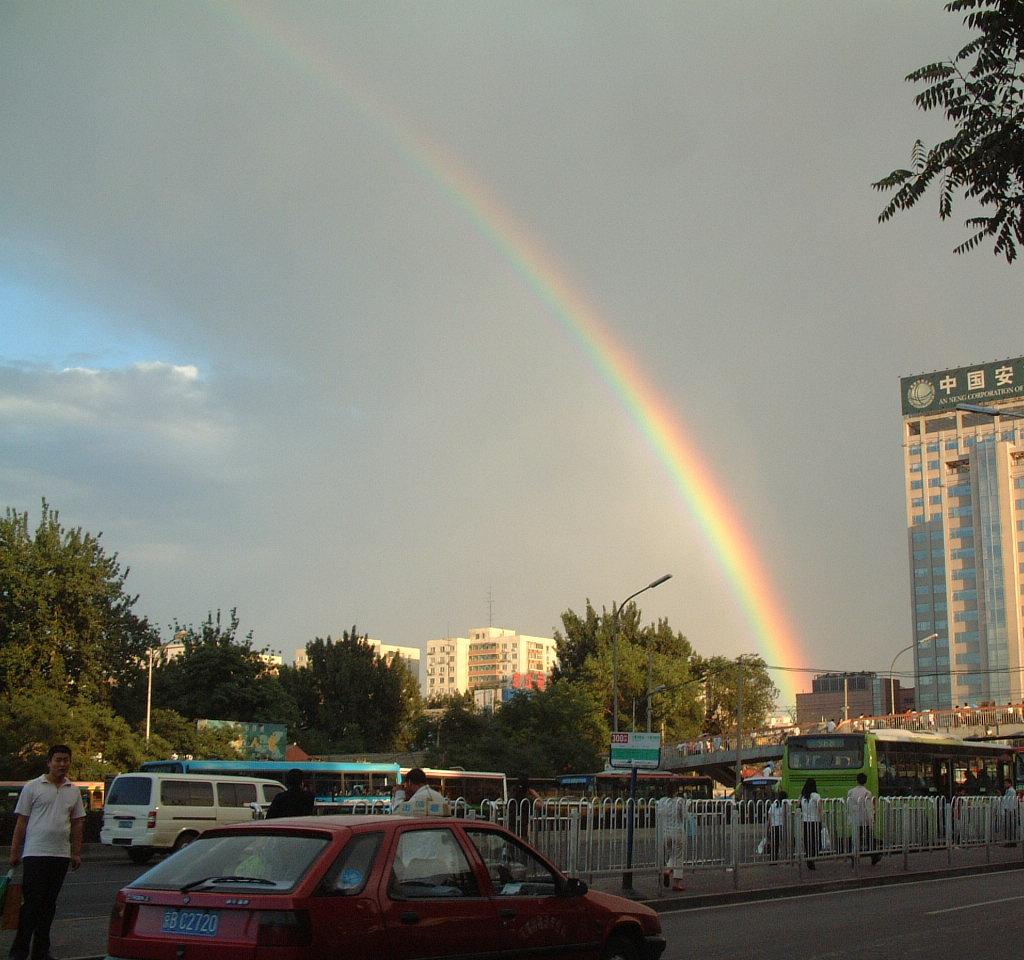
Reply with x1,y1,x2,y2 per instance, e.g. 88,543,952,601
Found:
609,732,662,769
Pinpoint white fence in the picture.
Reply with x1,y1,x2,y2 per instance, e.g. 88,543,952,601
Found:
483,795,1024,888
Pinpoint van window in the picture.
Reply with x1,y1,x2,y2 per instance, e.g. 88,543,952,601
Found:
161,780,214,807
264,784,284,803
217,781,257,807
108,776,153,806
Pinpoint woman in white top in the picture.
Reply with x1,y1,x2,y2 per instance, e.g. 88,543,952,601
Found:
800,778,822,870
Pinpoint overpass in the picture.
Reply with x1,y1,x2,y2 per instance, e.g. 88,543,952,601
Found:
661,702,1024,789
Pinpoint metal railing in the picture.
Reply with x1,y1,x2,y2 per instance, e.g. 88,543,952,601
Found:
483,794,1024,888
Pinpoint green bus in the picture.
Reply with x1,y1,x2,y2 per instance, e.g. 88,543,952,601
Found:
782,729,1013,800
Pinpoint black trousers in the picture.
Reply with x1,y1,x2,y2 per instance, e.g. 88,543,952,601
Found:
9,856,70,960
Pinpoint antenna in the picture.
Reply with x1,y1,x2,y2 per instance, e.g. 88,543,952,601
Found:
487,587,494,627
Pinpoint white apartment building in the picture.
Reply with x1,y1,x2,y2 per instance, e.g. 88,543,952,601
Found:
424,627,558,699
294,638,421,681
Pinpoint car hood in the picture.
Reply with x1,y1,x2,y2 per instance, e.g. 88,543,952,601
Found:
584,888,660,923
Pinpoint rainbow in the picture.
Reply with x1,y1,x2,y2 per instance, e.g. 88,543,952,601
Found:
223,3,805,702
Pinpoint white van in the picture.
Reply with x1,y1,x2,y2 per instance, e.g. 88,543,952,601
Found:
100,772,285,863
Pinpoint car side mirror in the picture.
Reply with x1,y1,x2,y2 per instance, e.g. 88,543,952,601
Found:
562,877,588,897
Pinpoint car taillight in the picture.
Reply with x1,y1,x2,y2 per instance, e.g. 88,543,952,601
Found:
256,910,311,947
108,899,137,937
147,810,157,828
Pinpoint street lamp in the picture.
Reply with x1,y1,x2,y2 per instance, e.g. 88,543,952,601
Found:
612,574,672,733
145,645,159,741
889,632,938,717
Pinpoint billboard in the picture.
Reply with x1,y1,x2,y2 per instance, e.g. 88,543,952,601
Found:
900,356,1024,416
198,720,288,760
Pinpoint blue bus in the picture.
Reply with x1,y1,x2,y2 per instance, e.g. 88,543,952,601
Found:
139,759,400,808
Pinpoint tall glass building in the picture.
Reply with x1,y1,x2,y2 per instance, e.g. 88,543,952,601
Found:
901,357,1024,709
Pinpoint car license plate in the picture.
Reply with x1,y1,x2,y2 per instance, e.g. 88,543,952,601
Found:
161,908,219,937
117,819,131,828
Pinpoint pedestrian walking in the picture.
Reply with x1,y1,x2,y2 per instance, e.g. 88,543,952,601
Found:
799,778,822,870
1001,778,1018,846
847,772,881,864
767,790,788,861
265,768,315,818
7,744,85,960
657,791,691,891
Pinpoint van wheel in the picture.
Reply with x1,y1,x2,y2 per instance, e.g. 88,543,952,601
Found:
172,832,199,853
602,936,639,960
127,847,153,865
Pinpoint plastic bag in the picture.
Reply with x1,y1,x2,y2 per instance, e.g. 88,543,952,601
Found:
820,825,832,854
1,869,20,931
756,836,767,856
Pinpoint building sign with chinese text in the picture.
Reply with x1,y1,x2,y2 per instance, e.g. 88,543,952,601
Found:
901,357,1024,416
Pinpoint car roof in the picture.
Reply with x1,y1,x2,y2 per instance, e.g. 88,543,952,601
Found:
211,815,501,835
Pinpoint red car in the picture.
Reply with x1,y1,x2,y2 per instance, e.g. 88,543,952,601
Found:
107,814,666,960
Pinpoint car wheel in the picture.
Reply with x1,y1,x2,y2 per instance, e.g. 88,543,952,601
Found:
172,831,199,853
602,935,640,960
127,847,153,865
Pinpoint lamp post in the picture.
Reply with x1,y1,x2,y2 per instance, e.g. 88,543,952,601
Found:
889,632,938,717
612,574,672,733
145,645,158,741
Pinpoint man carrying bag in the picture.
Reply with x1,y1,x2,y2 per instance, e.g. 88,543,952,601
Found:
7,744,85,960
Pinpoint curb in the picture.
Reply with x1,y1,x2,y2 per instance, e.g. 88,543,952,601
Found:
643,858,1024,912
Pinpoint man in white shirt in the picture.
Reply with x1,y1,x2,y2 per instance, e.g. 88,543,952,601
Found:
847,773,881,865
1001,779,1018,845
8,744,86,960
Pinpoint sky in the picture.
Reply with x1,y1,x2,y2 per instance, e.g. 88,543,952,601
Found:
2,1,1021,711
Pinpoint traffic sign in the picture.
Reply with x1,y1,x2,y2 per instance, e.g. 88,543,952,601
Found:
609,731,662,769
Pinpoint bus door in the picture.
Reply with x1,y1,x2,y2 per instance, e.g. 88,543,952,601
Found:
933,759,951,800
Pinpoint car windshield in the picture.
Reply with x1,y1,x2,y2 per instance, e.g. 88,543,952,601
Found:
128,832,331,892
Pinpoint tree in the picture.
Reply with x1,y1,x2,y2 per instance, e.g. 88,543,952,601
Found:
552,602,704,744
691,654,778,736
286,627,409,753
873,0,1024,262
152,609,298,729
0,499,157,703
0,687,151,780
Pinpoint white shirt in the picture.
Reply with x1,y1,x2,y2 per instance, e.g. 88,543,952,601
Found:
768,801,785,827
847,784,873,827
15,775,86,858
801,792,821,823
1003,787,1018,812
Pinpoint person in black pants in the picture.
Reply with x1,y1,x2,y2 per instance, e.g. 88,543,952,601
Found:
8,744,85,960
266,769,315,818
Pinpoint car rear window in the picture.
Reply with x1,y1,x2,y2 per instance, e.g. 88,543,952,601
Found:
107,776,153,806
129,832,331,892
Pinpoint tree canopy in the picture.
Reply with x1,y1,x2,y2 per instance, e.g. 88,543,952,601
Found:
151,609,298,728
0,500,156,704
874,0,1024,261
283,627,412,753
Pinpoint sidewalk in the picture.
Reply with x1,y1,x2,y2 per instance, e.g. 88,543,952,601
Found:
590,843,1024,909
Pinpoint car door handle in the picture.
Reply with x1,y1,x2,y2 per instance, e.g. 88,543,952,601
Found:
400,911,421,924
499,907,517,919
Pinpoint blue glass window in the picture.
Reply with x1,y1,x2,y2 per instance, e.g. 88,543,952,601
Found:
928,460,940,470
930,495,943,505
910,463,923,473
910,480,924,490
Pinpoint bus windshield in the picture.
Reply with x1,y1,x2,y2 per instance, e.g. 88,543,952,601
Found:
786,736,865,770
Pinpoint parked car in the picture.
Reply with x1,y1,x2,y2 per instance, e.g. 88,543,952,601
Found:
108,814,666,960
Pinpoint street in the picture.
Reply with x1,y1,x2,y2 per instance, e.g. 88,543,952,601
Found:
0,856,148,960
659,871,1024,960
